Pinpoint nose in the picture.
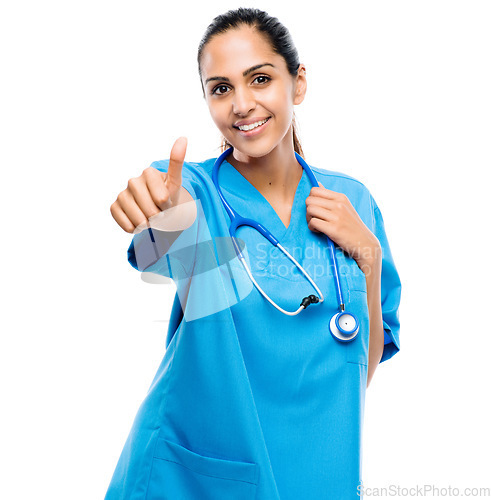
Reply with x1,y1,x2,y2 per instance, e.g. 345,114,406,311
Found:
232,86,256,116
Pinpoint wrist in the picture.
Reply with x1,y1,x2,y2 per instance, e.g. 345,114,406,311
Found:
357,241,382,276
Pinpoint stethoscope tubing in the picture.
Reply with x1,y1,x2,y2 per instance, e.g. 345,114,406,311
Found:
212,147,360,341
212,147,346,311
294,151,346,310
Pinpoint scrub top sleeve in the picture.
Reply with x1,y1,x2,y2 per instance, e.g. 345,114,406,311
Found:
371,198,402,363
127,159,199,281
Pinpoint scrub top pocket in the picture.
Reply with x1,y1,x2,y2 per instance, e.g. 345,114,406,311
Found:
147,437,258,500
343,256,367,296
342,258,370,366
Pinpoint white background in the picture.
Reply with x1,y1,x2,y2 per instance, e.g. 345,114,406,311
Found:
1,1,490,498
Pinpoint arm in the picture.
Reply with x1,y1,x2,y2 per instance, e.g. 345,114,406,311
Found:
306,186,402,381
361,202,402,385
360,250,384,387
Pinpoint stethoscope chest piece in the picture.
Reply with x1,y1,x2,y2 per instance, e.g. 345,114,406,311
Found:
329,311,359,342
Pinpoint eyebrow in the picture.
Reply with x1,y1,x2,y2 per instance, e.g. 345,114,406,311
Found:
204,63,276,86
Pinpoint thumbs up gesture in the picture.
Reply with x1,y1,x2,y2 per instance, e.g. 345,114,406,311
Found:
110,137,195,233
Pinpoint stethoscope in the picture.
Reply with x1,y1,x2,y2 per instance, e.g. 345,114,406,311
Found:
212,147,359,343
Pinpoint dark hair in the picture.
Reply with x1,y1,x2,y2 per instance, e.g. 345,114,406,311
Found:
197,7,304,158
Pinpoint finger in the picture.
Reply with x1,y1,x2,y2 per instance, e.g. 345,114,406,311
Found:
308,216,339,241
127,174,163,219
116,190,148,229
305,196,340,212
306,204,338,224
143,167,171,212
308,217,326,234
309,185,342,199
110,199,136,233
166,136,187,204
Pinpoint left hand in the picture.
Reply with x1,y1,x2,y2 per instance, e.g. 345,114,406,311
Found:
305,184,381,271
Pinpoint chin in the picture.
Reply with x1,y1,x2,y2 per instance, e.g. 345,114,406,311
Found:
227,137,278,159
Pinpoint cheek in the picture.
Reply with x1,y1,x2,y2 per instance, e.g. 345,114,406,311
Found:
208,104,228,128
264,87,293,120
209,106,235,141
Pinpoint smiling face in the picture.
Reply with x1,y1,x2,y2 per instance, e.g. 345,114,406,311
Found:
199,25,306,159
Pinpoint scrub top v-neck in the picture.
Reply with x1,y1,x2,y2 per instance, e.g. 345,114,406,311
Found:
104,154,402,500
220,157,307,238
218,158,317,279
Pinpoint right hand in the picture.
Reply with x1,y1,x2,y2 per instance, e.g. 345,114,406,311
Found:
110,137,190,233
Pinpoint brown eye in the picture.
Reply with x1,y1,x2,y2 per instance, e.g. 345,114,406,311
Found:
254,75,271,84
212,85,230,96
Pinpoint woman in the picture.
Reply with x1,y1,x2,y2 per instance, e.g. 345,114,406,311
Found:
107,7,401,499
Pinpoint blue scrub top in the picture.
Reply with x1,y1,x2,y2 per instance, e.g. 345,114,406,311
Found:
105,154,402,500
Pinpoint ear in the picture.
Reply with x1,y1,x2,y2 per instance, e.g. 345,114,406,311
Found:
293,64,307,105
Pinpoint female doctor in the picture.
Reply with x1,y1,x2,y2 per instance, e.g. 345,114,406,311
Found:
108,7,401,500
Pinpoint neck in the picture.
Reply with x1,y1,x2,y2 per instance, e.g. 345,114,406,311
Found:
227,134,302,204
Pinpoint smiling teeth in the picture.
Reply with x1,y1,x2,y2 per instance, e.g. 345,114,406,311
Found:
238,118,269,131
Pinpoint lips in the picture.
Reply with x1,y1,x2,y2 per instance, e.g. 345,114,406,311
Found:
233,116,271,130
232,117,272,140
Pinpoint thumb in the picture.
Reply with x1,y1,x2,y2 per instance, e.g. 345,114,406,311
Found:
166,136,187,205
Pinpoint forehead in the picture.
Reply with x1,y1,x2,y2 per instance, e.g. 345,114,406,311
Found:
200,25,284,81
